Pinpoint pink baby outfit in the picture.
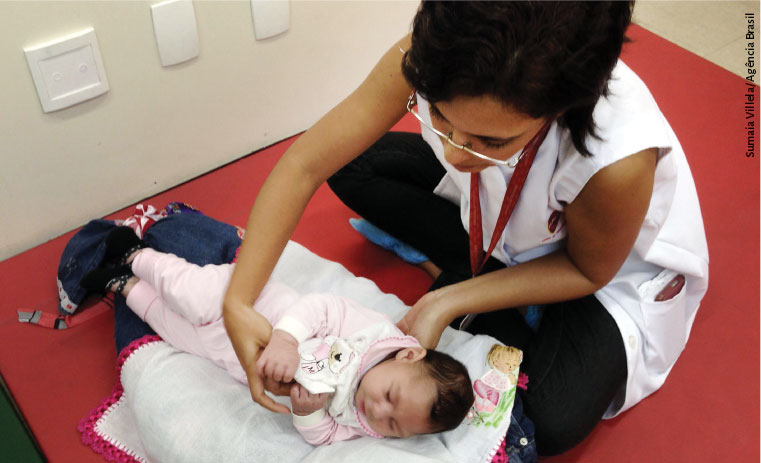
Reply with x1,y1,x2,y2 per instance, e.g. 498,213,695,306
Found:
126,248,420,445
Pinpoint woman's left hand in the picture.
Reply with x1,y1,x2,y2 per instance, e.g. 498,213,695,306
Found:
397,290,454,349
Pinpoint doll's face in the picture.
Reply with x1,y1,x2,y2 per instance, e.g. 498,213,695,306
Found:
490,354,519,373
354,349,436,438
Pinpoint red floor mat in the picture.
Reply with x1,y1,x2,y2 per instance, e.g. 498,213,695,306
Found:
0,24,757,462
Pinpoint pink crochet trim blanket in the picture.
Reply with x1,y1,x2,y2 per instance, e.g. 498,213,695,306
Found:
78,335,162,463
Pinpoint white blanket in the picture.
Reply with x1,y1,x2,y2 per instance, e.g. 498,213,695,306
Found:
80,241,518,463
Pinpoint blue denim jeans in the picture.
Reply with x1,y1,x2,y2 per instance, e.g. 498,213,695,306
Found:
505,394,538,463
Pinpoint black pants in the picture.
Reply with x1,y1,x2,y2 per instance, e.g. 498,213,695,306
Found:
328,132,628,456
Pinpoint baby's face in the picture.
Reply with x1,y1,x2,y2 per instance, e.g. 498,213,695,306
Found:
354,359,437,438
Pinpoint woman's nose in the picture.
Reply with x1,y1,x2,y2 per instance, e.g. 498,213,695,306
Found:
442,136,471,166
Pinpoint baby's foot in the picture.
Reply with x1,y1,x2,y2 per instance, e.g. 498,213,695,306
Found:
123,248,141,265
109,275,139,297
104,226,145,265
80,265,133,295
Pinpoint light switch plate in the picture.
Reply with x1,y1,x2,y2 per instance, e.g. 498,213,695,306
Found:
24,28,109,113
151,0,199,67
251,0,289,40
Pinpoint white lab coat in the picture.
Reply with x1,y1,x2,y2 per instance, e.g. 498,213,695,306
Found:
418,60,709,417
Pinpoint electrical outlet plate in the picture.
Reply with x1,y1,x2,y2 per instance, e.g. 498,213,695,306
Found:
251,0,289,40
24,28,109,113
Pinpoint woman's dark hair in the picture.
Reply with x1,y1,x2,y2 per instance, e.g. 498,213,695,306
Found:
419,349,474,433
402,1,634,157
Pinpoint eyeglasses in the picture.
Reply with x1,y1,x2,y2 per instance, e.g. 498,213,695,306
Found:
406,92,523,167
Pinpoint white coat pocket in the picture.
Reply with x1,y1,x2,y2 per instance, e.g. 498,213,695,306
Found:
640,275,688,375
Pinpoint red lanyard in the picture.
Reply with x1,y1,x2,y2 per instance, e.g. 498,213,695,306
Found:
469,121,552,276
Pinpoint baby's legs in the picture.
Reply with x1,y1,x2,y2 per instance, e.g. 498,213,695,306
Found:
115,249,249,382
130,248,233,326
124,278,210,358
114,248,233,359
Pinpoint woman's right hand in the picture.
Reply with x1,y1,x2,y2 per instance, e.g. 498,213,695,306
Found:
223,302,292,414
397,289,456,349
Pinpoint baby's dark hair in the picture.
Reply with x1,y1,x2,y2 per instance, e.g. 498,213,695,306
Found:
419,349,474,433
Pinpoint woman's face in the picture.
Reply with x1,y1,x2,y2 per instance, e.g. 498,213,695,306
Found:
430,95,549,173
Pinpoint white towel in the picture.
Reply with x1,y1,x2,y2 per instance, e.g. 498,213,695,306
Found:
81,241,519,463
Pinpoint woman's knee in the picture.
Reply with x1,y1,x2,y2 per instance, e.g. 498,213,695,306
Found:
327,131,441,194
520,297,628,455
522,358,626,456
533,417,592,456
326,144,379,200
523,385,609,455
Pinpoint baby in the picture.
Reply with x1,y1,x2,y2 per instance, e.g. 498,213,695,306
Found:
82,227,474,446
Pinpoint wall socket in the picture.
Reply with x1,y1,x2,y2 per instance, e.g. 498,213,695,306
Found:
24,28,109,113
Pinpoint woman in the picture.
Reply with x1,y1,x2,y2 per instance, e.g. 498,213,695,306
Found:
224,2,708,455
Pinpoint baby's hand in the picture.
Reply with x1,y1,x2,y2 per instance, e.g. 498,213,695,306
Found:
257,330,300,383
290,384,329,416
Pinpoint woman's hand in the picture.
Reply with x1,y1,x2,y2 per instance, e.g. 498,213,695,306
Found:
397,290,455,349
290,384,329,416
223,302,291,414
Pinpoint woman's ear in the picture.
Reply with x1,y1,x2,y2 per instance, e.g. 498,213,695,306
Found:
395,346,427,362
